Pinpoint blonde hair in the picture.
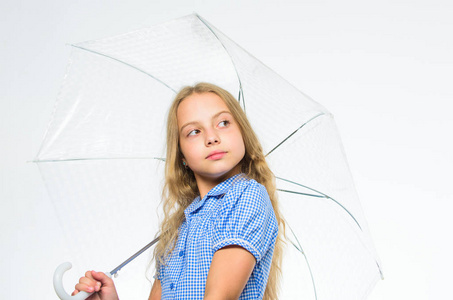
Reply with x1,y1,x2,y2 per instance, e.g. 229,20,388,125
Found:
154,82,285,299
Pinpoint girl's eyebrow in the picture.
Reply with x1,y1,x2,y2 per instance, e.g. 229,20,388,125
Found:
179,110,232,133
213,110,232,119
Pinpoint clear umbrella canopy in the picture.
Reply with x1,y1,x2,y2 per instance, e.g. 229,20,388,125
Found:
35,14,382,299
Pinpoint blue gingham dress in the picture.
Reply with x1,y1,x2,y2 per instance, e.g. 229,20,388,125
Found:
157,174,278,299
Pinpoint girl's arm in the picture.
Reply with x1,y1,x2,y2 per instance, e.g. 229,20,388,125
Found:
204,245,256,300
148,279,162,300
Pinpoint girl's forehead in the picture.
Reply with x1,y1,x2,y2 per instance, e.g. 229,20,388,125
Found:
177,92,231,122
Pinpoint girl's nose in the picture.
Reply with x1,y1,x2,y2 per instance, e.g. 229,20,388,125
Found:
206,132,220,146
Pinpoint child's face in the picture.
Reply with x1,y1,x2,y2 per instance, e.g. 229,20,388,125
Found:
177,92,245,187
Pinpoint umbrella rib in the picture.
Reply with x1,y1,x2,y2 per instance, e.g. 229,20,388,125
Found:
287,223,318,300
280,179,385,279
195,14,246,112
70,44,177,94
277,189,325,198
265,112,326,157
277,177,363,231
32,157,165,163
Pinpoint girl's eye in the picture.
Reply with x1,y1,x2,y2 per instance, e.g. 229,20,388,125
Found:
187,129,200,136
218,120,230,127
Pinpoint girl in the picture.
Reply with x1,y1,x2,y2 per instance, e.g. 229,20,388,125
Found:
73,83,285,300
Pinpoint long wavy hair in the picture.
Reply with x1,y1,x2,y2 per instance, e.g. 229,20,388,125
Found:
153,82,285,299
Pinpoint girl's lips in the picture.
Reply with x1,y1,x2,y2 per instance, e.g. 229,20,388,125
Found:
206,151,227,160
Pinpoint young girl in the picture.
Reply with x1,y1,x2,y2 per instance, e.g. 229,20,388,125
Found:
73,83,285,300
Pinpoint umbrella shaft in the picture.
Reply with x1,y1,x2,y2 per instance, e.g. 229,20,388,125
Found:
110,236,160,275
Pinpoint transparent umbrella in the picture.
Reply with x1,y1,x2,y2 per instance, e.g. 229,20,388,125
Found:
35,13,383,299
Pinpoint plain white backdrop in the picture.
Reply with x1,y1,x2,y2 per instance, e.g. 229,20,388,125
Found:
1,0,451,299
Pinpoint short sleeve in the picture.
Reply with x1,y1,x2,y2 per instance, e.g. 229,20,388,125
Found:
153,261,164,282
212,180,278,262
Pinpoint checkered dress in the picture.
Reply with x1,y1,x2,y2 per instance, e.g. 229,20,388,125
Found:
156,173,278,299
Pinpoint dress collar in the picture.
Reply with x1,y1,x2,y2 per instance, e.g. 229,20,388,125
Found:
184,173,246,216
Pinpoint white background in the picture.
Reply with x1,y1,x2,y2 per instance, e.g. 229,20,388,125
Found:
1,0,452,299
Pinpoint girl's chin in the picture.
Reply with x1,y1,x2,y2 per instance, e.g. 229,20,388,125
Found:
195,168,240,181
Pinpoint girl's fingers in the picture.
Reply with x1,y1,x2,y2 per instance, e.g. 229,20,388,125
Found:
73,270,114,298
74,273,102,293
85,270,103,291
90,270,114,288
75,282,95,293
85,270,95,279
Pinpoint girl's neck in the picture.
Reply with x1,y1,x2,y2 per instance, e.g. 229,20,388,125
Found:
195,165,242,199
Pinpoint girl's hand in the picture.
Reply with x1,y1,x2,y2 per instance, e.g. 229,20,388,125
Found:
72,270,119,300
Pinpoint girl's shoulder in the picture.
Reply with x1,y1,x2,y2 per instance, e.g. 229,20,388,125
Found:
221,175,271,211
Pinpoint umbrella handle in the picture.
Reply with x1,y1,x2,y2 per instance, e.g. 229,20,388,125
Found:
53,262,112,300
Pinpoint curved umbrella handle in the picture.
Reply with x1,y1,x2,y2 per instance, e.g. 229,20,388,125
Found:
53,262,112,300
